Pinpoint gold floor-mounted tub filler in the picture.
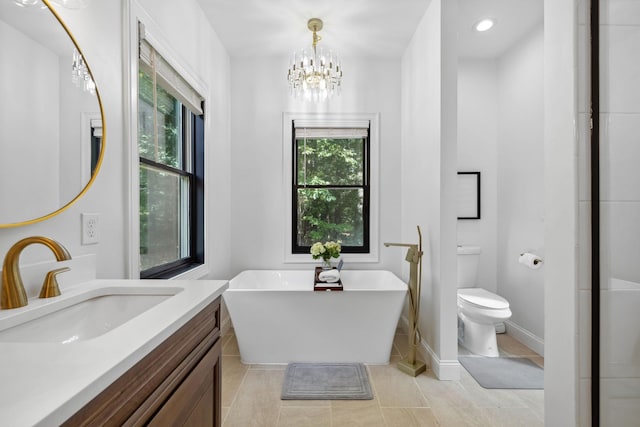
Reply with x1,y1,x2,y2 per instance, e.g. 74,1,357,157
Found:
384,225,427,377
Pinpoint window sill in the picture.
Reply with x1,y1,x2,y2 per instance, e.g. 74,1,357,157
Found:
168,264,209,280
142,263,208,280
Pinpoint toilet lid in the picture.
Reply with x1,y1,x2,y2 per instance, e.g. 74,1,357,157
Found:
458,288,509,310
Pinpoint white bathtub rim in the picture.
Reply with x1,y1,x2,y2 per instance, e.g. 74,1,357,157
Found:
228,269,408,292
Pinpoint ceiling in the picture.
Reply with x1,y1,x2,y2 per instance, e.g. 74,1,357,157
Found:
196,0,543,60
457,0,543,59
0,1,71,56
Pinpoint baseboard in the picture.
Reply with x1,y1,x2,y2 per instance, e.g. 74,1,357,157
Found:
399,315,461,381
504,320,544,356
422,343,461,380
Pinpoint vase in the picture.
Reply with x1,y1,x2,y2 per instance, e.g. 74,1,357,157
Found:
321,258,333,270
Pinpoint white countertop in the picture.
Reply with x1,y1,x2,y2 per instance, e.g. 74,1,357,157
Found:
0,279,228,426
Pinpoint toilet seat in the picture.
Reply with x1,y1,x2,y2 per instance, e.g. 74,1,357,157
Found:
457,288,509,310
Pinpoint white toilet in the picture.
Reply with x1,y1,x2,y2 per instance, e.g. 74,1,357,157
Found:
457,245,512,357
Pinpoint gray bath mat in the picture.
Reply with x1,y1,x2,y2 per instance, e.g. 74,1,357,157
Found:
459,356,544,389
281,363,373,400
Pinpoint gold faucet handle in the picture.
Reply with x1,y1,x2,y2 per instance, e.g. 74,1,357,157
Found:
39,267,70,299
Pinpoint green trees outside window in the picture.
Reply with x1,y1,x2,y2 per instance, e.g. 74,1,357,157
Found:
293,132,370,253
138,70,182,168
138,66,204,277
138,69,189,272
137,36,205,278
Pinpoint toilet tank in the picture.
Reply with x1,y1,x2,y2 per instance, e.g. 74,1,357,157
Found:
457,245,481,288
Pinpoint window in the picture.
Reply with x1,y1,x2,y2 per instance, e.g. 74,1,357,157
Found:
81,114,102,183
89,119,102,176
138,32,204,278
292,123,370,254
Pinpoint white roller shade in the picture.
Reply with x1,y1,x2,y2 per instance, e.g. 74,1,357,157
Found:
294,127,368,139
90,119,102,137
139,26,203,115
293,119,370,128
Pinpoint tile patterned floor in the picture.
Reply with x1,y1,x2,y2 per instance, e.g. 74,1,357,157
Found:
221,330,544,427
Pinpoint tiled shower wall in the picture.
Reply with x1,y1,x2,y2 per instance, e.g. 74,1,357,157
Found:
598,0,640,423
579,0,640,424
577,0,592,423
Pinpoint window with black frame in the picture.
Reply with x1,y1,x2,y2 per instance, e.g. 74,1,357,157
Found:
292,125,370,254
138,36,204,278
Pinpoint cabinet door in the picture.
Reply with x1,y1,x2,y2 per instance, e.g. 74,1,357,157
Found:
148,338,221,427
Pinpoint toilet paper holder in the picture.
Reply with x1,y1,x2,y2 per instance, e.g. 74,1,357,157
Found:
519,253,543,265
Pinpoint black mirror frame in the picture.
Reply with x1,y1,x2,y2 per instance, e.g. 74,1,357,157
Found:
457,171,481,220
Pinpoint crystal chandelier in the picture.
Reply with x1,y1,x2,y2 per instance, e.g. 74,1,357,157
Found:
287,18,343,102
72,47,95,94
12,0,43,6
13,0,88,7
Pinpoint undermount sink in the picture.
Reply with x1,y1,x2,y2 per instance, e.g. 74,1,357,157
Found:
0,286,182,343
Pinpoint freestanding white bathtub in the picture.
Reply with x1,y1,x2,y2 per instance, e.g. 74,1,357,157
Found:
224,270,408,364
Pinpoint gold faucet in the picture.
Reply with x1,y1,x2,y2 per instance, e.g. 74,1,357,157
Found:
384,225,427,377
1,236,71,309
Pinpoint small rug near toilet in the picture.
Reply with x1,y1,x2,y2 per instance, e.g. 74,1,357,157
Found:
281,363,373,400
459,356,544,389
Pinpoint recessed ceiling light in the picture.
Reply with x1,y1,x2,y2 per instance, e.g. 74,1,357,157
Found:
474,19,495,32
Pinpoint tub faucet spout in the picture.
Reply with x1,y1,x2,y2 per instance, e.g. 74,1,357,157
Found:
384,242,415,247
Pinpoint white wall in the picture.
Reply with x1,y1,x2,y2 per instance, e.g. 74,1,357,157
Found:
457,60,498,292
0,0,231,284
497,26,545,342
544,0,579,424
0,18,60,224
229,57,401,276
401,0,459,380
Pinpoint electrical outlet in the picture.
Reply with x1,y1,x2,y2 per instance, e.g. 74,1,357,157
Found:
82,213,100,245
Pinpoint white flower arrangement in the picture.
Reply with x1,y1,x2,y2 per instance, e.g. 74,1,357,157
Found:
310,241,341,263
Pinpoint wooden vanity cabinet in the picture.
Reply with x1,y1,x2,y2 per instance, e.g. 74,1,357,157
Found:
62,297,221,427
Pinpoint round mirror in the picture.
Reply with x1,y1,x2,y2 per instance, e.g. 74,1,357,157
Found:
0,0,105,227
